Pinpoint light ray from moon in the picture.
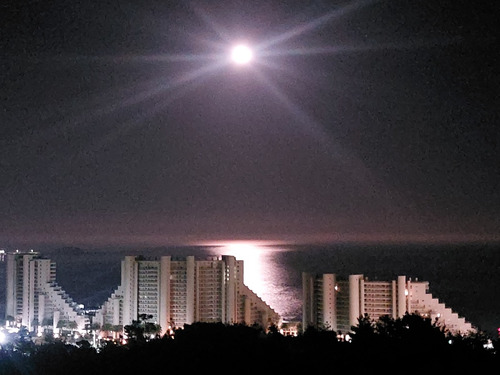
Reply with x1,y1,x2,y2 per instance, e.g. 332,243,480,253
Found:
61,0,386,190
249,65,385,195
255,0,377,51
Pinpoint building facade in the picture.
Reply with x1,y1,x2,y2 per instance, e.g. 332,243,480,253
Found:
5,251,87,332
303,273,474,335
95,255,280,334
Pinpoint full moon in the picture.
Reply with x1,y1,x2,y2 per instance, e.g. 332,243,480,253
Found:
231,44,253,65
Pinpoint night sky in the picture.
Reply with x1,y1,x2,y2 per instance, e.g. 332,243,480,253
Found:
1,0,499,247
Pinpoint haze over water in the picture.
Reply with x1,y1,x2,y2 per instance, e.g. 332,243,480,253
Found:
1,242,498,335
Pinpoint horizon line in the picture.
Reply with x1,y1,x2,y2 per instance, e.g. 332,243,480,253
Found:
1,231,499,250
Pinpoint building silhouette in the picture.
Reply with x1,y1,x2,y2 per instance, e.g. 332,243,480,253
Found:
5,251,87,333
303,273,475,335
4,252,279,337
3,250,476,339
95,255,280,334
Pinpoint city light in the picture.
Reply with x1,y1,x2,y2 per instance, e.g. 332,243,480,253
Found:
0,331,7,344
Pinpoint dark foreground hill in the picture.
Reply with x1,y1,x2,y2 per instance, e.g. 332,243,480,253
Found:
1,316,499,375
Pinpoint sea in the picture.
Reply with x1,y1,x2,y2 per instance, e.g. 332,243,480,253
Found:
1,242,499,336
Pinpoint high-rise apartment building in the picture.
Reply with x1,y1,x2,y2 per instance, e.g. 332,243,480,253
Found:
95,255,280,334
5,251,87,332
303,273,474,335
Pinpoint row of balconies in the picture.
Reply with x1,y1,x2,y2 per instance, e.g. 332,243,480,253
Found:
138,284,159,288
198,292,222,297
198,288,222,293
138,304,158,309
197,281,221,286
197,304,221,309
137,290,157,296
198,299,222,304
170,308,187,313
170,291,187,296
363,292,392,297
170,269,187,273
138,288,159,292
138,296,158,300
196,276,222,281
364,301,392,308
197,283,222,290
364,284,392,289
195,281,221,286
197,298,222,306
196,274,223,279
195,277,221,285
170,290,187,294
364,297,392,302
364,308,393,315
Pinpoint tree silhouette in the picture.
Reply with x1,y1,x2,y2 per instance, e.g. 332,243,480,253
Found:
1,320,497,374
124,314,161,344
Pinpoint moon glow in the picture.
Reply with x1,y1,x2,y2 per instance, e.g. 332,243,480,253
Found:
231,44,253,64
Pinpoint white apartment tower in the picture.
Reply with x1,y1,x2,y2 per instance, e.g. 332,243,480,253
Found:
303,273,475,335
96,255,280,334
5,251,87,332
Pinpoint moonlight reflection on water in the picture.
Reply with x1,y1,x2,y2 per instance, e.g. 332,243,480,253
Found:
207,242,302,321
